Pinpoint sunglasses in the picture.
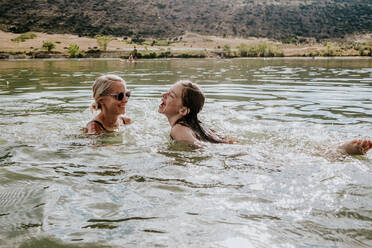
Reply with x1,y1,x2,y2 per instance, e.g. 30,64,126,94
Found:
108,91,131,101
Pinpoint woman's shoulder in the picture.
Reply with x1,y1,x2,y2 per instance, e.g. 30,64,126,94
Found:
85,120,105,134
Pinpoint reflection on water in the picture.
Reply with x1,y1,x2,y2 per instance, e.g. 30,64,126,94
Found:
0,58,372,247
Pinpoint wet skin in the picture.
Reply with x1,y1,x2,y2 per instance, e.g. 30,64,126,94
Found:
86,80,131,134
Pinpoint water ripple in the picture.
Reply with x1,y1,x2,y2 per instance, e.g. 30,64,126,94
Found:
0,58,371,247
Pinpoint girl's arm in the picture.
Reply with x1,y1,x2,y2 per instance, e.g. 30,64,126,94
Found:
338,139,372,155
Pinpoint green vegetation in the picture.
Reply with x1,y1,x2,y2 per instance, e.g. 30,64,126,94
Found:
222,44,232,57
237,42,284,57
96,36,113,51
42,41,56,52
67,44,83,58
122,50,206,59
282,34,307,44
356,42,372,56
1,0,370,40
123,40,370,59
150,39,170,46
177,52,206,58
323,42,334,56
302,41,372,57
131,34,145,45
142,52,157,59
159,50,172,58
127,36,179,46
11,33,37,42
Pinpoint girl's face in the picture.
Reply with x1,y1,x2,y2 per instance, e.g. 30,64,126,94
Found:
158,82,184,117
100,81,129,115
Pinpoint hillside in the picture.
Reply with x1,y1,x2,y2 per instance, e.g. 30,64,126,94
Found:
0,0,371,39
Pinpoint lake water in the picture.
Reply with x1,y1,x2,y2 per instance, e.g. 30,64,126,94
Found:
0,58,371,248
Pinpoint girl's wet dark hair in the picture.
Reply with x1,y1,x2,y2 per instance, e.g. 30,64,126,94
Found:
175,80,226,144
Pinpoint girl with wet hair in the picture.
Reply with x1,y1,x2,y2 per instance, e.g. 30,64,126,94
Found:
85,74,131,134
158,80,372,155
158,80,232,146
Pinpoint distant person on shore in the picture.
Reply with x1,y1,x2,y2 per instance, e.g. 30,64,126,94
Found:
128,54,133,63
85,75,131,134
158,80,372,155
133,46,138,62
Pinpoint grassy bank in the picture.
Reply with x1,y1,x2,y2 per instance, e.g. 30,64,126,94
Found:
0,31,371,59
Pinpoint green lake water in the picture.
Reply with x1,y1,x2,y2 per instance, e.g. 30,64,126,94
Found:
0,58,371,247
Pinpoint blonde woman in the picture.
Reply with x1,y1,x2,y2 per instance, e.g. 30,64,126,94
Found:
85,75,131,134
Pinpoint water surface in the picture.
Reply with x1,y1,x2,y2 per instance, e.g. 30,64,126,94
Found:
0,58,372,248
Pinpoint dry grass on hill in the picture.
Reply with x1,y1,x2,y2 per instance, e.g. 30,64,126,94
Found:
0,30,275,52
1,30,371,57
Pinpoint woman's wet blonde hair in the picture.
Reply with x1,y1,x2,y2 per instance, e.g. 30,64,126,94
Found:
90,74,126,112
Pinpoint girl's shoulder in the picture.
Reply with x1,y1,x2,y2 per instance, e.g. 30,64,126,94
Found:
171,124,198,143
171,123,192,135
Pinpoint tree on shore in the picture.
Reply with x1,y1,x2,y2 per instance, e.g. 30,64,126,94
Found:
42,41,56,52
96,36,113,51
68,44,83,58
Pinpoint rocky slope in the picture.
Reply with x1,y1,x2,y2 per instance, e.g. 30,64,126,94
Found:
0,0,371,39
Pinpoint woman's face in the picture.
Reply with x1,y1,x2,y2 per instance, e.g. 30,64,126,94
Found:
100,80,129,115
158,82,184,117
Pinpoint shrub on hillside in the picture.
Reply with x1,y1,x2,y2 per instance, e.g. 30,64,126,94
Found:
11,33,37,42
142,52,157,59
237,43,283,57
355,42,372,56
323,42,335,56
42,41,56,52
68,44,83,58
176,53,206,58
222,44,232,57
96,36,113,51
282,35,307,45
131,34,145,44
158,51,172,58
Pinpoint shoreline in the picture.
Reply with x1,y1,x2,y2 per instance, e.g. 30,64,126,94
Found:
1,56,371,62
1,30,371,60
1,48,370,60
